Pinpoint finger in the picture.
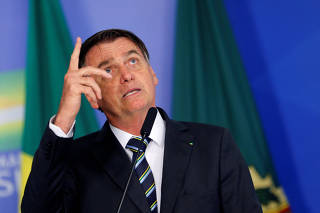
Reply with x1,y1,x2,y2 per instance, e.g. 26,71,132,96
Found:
79,77,102,99
81,86,99,109
69,37,82,71
79,66,112,79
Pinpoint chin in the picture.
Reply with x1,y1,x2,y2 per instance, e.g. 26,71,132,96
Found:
126,101,153,113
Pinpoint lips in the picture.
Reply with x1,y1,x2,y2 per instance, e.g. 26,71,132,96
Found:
123,88,141,98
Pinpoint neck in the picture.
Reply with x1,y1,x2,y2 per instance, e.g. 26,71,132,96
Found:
106,109,151,136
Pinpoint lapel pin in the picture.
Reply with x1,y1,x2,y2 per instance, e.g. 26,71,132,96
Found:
188,141,194,146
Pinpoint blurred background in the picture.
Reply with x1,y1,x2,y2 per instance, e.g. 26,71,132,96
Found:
0,0,319,212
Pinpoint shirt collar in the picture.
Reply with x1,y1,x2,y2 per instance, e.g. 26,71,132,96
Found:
109,109,166,149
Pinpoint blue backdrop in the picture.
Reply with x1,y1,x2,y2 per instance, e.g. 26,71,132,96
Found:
0,0,319,212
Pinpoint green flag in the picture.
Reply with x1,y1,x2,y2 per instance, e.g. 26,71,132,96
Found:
21,0,98,200
173,0,290,212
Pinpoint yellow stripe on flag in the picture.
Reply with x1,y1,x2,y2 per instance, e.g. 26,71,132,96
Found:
249,166,290,213
19,152,33,210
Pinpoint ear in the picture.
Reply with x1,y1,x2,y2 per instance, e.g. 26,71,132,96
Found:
149,66,158,86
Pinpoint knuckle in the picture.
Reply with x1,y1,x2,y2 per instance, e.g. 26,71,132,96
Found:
88,78,96,85
64,74,71,81
64,74,75,83
85,87,92,94
85,95,92,102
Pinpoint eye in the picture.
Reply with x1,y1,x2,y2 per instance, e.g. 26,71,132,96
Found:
129,58,137,65
105,68,112,74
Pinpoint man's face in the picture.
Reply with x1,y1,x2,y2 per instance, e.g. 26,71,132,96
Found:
84,37,158,119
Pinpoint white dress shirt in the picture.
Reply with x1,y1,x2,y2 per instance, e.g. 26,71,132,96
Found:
49,111,166,212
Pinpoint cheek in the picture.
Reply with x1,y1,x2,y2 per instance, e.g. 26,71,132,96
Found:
100,81,119,101
99,85,118,111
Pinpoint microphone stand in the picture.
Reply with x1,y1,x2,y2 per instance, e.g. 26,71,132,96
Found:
116,134,148,213
116,107,157,213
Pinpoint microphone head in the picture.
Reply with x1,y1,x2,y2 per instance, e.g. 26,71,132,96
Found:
140,107,157,137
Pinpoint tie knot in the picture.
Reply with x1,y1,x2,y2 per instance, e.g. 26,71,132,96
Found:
126,136,151,153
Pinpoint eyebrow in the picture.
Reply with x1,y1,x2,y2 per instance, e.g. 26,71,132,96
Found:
97,49,141,68
126,50,141,57
97,59,111,68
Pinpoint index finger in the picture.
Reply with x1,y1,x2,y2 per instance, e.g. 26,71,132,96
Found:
80,66,113,79
69,37,82,70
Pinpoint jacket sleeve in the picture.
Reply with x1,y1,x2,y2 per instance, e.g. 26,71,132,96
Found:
219,129,263,213
21,124,75,213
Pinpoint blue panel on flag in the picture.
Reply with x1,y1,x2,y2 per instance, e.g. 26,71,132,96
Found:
0,150,20,213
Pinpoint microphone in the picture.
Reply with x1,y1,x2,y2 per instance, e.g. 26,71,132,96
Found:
116,107,157,213
140,107,157,138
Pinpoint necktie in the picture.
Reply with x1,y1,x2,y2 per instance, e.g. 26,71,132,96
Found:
126,136,158,213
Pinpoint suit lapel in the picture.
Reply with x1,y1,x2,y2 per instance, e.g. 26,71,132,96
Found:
90,123,149,213
159,110,195,213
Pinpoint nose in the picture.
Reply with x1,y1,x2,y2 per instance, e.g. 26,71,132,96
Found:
119,65,134,83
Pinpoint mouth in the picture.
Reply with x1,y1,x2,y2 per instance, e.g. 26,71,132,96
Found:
123,88,141,98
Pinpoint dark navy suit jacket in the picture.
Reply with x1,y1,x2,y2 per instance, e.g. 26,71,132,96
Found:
21,109,262,213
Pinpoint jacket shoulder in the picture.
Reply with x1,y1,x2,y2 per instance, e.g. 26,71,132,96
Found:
74,130,101,144
177,120,228,136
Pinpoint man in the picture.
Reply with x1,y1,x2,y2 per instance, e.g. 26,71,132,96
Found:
21,29,262,213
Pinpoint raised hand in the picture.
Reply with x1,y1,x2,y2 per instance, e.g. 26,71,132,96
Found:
54,37,111,133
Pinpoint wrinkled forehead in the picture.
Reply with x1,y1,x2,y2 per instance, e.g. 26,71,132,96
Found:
84,37,145,67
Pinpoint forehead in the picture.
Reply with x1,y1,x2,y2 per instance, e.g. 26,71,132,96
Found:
85,37,142,66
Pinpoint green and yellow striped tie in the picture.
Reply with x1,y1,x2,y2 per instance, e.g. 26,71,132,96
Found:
126,136,158,212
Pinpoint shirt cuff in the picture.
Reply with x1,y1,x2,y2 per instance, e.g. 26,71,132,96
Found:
49,115,75,138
